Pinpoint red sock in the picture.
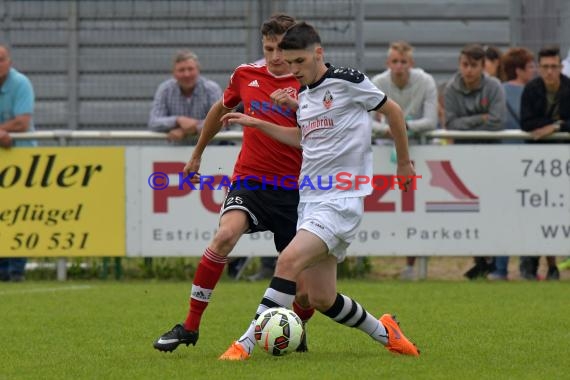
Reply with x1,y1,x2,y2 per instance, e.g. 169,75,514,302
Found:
184,248,227,331
293,301,315,322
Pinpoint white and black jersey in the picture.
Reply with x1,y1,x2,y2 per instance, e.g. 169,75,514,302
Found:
297,64,387,201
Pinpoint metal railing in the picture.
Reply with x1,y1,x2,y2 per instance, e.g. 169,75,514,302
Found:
9,129,570,143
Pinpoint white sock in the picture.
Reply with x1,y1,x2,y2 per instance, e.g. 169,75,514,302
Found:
236,277,296,354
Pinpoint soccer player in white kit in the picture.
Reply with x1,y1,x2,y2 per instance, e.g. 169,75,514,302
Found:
219,22,420,360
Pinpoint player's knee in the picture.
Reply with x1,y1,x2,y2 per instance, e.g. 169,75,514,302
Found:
274,252,303,278
211,226,241,252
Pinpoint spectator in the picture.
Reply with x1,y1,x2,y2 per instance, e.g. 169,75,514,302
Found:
483,45,503,79
0,43,36,282
562,48,570,77
148,49,222,144
522,45,570,139
371,41,438,280
445,44,505,279
487,47,536,280
520,45,570,280
445,44,505,135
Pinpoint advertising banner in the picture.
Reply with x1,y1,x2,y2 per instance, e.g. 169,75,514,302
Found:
127,145,570,257
0,148,125,257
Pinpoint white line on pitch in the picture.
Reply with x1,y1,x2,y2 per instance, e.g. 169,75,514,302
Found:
0,285,93,296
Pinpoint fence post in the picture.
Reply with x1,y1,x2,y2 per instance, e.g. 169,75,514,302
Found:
417,132,429,280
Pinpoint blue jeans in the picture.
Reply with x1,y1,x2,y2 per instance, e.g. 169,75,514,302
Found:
0,258,27,280
492,256,509,276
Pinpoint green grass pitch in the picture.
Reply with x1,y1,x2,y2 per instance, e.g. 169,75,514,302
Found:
1,280,568,380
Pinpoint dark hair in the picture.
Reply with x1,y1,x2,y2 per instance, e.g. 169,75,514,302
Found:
484,45,502,61
278,22,321,50
460,44,485,62
260,13,296,37
538,45,560,61
501,47,534,81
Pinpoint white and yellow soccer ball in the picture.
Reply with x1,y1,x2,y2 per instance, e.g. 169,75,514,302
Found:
254,307,304,356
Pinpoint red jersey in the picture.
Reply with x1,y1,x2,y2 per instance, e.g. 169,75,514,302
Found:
223,63,302,183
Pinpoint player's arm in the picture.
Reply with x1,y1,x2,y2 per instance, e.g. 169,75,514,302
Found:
221,112,301,149
192,100,232,157
183,99,233,178
377,99,415,184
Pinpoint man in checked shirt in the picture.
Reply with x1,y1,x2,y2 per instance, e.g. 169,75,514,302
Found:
148,50,222,144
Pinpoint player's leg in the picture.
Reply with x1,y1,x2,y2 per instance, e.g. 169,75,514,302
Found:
303,258,418,356
185,210,249,328
268,187,315,350
299,197,419,356
295,198,418,356
292,270,314,352
153,186,252,352
219,229,329,360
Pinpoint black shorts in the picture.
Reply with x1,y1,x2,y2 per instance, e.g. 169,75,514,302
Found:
221,180,299,252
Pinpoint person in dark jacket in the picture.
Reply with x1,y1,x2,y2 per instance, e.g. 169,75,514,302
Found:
521,45,570,139
519,45,569,280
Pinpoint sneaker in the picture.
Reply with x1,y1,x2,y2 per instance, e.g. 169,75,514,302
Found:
153,324,199,352
295,323,308,352
379,314,420,356
219,341,250,361
547,266,560,280
519,257,538,280
487,272,507,281
464,258,494,280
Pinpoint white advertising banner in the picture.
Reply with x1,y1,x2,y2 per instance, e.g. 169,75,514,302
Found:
126,145,570,257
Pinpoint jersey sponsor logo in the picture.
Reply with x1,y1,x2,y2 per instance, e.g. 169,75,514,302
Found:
323,90,333,109
249,100,294,117
248,79,260,87
300,117,334,137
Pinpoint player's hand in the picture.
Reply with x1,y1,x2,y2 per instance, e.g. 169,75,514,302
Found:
397,161,416,192
220,112,259,128
530,124,557,140
183,155,202,183
270,89,298,110
0,130,12,148
167,127,186,142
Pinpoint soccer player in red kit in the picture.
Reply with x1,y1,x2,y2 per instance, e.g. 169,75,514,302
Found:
153,14,315,358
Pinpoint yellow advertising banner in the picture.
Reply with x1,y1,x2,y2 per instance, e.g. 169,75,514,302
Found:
0,147,125,257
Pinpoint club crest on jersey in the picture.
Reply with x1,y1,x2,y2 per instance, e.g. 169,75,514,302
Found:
323,90,333,109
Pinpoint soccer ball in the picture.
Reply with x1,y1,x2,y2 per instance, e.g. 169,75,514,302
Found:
254,307,304,356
